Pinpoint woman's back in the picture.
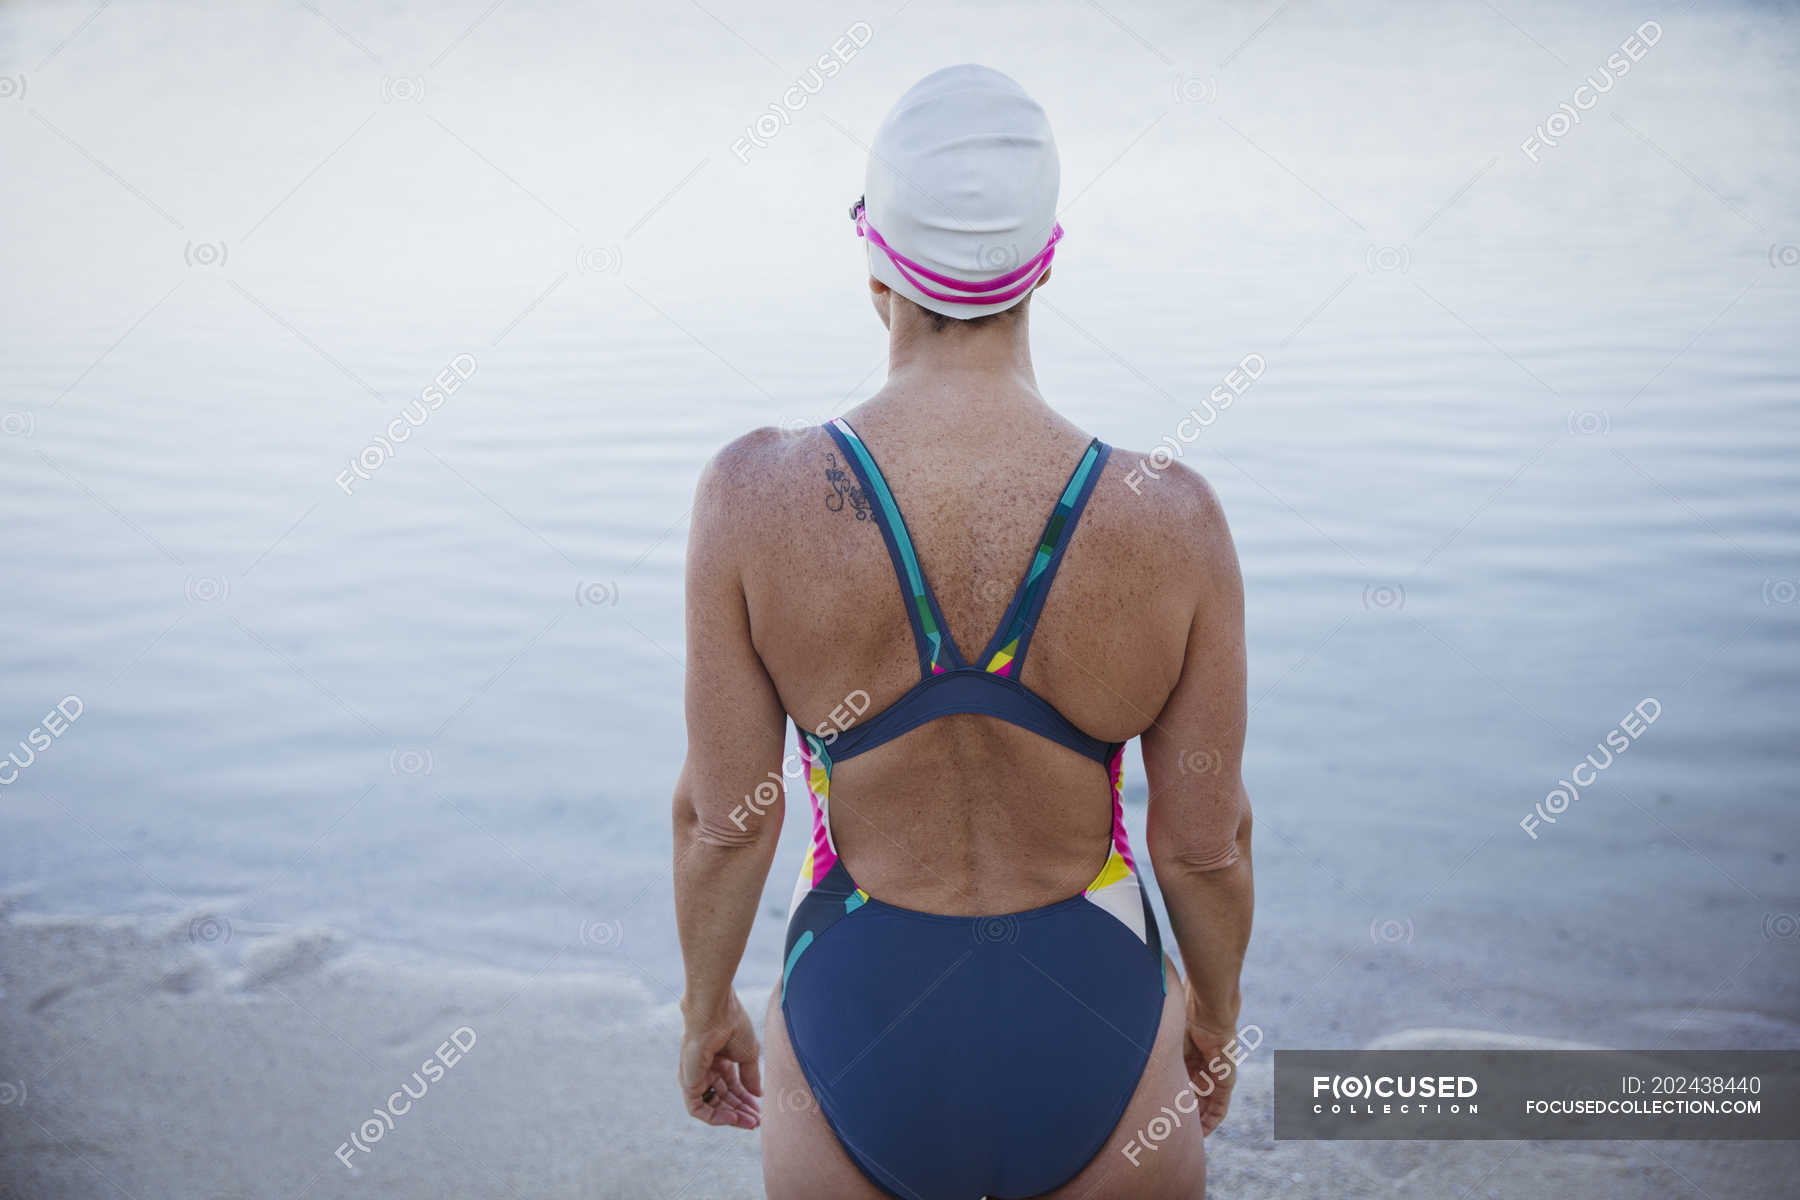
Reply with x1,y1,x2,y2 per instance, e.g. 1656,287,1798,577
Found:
724,392,1205,916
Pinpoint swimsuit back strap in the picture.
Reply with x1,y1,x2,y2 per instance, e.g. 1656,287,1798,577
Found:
824,419,965,677
976,438,1111,680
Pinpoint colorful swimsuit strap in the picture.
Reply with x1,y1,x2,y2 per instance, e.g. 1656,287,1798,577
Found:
974,438,1110,681
824,418,966,677
825,419,1111,686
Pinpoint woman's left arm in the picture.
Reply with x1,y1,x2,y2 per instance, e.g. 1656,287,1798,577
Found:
672,440,789,1129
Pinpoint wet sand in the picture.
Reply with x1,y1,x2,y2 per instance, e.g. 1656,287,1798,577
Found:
3,906,1795,1199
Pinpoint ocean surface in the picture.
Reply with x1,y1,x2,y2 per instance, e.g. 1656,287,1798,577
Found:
2,0,1797,1054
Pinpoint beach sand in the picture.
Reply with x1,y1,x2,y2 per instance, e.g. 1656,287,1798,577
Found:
2,907,1795,1199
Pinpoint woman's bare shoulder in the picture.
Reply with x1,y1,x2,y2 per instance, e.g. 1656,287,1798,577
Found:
1088,448,1237,582
691,425,845,552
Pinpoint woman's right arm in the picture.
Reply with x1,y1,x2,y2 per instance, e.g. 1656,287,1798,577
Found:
1139,467,1254,1135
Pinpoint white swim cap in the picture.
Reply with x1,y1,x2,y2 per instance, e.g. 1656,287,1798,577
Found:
855,65,1061,320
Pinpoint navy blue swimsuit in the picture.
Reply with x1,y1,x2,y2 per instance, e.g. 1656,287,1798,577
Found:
780,419,1167,1199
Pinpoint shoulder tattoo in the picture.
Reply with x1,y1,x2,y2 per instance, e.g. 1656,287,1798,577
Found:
823,453,871,520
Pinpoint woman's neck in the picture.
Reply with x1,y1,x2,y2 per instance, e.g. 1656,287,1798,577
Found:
880,301,1044,414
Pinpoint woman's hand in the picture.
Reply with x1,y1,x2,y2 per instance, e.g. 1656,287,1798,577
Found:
1182,987,1242,1136
678,990,764,1128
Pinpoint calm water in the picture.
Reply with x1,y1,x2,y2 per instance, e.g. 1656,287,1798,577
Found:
2,0,1797,1049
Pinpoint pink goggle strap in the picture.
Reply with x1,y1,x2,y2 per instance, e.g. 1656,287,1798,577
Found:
852,202,1062,307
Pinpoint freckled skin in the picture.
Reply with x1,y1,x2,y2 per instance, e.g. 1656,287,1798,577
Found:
674,280,1252,1197
725,416,1204,909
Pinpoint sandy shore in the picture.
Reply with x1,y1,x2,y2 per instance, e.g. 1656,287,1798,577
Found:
2,907,1794,1199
